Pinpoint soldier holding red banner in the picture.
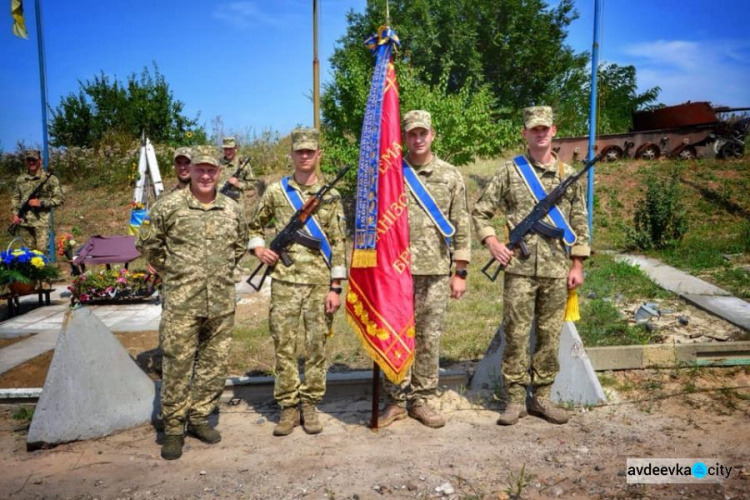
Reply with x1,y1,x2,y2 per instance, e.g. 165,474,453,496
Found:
378,110,472,429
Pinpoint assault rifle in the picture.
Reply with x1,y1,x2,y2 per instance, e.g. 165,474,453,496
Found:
8,172,53,235
481,154,601,281
247,165,352,291
219,157,252,201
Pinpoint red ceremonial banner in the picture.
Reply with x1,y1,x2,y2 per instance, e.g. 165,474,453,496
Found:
346,60,415,383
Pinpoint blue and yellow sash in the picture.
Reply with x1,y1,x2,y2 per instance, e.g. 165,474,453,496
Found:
403,161,455,247
281,177,332,266
513,155,577,246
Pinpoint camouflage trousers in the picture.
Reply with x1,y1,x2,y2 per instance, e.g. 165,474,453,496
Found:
384,275,450,407
270,280,333,408
15,224,49,255
159,309,234,435
501,273,567,403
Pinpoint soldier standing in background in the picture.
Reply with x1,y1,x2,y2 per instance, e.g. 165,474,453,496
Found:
137,146,246,460
472,106,590,426
169,147,192,193
248,128,347,436
10,150,64,254
378,110,471,429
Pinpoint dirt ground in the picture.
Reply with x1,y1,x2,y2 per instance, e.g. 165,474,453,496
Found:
0,368,749,500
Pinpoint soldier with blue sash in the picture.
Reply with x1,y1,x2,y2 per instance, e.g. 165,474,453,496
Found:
378,110,472,429
472,106,590,425
248,128,347,436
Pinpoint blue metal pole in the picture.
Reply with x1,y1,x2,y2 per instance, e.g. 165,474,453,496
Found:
34,0,55,260
586,0,601,243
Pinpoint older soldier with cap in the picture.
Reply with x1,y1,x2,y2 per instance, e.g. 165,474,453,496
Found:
137,145,247,460
248,128,347,436
10,150,64,254
472,106,590,426
378,110,471,429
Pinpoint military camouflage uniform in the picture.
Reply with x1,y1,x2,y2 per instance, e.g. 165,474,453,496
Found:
384,112,471,408
472,141,590,403
136,182,247,436
248,168,347,409
219,137,255,202
10,168,64,253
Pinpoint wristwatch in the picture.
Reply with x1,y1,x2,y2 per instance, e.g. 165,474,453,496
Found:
329,286,343,295
454,269,468,279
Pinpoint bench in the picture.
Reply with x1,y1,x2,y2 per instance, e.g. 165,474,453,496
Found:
1,288,55,318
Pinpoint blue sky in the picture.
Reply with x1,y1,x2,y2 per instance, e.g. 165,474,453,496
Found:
1,0,749,152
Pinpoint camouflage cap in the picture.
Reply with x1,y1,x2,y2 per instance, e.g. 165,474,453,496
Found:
291,128,320,151
403,110,432,132
222,137,237,148
191,145,220,167
173,147,192,162
523,106,554,128
24,149,41,160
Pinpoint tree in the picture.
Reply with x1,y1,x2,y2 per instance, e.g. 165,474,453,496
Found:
553,63,661,137
49,64,205,148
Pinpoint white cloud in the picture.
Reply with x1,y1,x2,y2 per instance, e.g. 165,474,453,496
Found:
213,1,302,28
619,39,750,107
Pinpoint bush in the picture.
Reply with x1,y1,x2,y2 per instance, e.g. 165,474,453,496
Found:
628,171,688,250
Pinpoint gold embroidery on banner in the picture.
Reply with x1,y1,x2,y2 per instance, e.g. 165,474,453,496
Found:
347,290,390,340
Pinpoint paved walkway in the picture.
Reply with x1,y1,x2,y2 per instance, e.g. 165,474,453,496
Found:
615,254,750,331
0,278,264,376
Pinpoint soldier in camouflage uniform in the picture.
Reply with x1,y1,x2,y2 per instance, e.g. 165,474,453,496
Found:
219,137,255,201
169,147,192,192
472,106,590,425
136,146,247,460
248,128,347,436
10,150,64,254
378,110,471,429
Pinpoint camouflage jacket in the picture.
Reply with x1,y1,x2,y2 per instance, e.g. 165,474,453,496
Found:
248,176,347,285
406,155,471,276
219,155,255,193
136,188,247,317
472,152,590,279
10,172,64,227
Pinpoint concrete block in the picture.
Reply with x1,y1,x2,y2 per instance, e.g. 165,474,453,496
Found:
27,307,156,449
470,321,607,406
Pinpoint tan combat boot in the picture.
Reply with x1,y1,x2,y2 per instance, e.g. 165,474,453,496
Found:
408,403,445,428
161,434,184,460
273,406,300,436
495,402,528,426
377,403,407,428
528,397,569,424
187,422,222,444
300,402,323,434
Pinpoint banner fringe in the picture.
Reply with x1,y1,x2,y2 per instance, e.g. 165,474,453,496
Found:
346,313,414,384
564,289,580,322
351,249,377,268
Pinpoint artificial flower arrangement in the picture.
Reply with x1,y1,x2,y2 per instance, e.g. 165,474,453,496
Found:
69,266,158,304
56,233,78,260
0,247,60,292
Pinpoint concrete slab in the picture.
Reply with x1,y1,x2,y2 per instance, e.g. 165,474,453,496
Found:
0,330,59,375
682,294,750,331
27,307,156,448
586,341,750,370
470,321,607,406
616,255,730,296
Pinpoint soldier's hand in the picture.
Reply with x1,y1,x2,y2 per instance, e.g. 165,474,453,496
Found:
255,247,279,266
450,274,466,299
147,263,158,275
11,214,23,225
229,177,239,186
487,238,513,266
325,291,341,313
28,199,42,208
567,258,584,289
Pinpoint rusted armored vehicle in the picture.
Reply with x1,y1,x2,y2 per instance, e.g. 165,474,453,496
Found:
553,101,749,162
